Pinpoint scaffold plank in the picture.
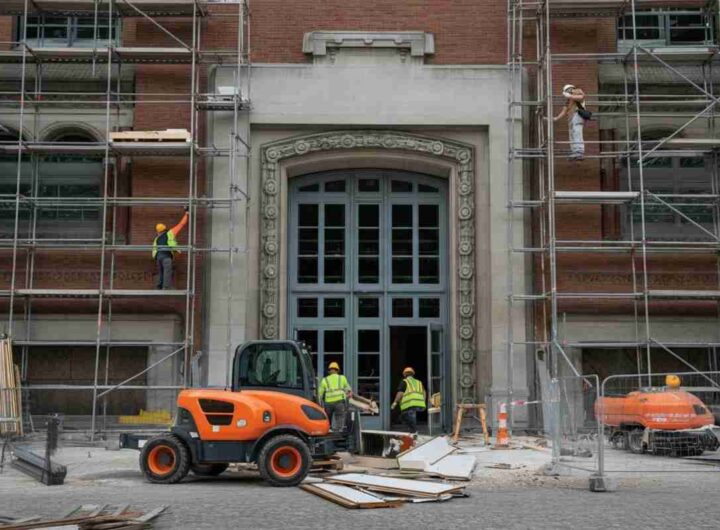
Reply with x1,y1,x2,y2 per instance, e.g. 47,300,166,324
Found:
663,138,720,149
110,141,193,156
0,0,200,17
517,0,708,18
0,47,193,65
0,289,189,298
554,191,640,204
114,47,193,64
648,290,720,299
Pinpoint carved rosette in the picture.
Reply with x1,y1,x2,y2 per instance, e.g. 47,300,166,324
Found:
260,131,477,401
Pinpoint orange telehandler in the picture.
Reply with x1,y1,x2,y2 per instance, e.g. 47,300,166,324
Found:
122,341,360,486
595,376,719,456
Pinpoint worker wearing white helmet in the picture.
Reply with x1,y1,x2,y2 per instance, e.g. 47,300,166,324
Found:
554,83,589,161
318,361,352,432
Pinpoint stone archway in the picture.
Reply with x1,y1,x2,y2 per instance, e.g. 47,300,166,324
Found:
259,130,477,400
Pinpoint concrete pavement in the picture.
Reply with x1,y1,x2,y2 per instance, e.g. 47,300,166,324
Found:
0,446,718,529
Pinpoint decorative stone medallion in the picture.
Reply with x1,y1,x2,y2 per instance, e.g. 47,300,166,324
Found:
259,130,477,401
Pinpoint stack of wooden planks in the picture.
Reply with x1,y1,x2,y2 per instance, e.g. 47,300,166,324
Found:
301,473,468,509
0,338,22,436
109,129,191,143
0,505,167,529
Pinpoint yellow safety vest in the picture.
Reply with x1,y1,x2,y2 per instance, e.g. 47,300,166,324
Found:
152,230,178,259
400,376,426,411
320,373,350,404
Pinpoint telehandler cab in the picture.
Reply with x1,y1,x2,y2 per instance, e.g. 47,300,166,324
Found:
132,341,359,486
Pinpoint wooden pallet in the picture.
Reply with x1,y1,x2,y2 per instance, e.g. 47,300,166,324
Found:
311,455,344,473
109,129,191,143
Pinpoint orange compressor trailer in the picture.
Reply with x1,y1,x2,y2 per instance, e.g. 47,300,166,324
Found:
595,380,719,456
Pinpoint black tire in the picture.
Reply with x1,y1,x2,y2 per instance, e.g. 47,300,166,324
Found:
256,434,312,487
191,463,229,476
140,434,191,484
627,430,645,454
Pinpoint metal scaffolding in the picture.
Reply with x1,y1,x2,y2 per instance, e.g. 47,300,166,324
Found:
0,0,250,436
507,0,720,403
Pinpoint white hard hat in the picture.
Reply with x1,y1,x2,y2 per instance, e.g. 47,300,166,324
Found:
562,84,575,95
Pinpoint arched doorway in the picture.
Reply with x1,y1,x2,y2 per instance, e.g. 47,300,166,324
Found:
287,169,449,430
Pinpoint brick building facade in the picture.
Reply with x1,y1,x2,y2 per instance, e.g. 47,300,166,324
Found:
0,1,716,430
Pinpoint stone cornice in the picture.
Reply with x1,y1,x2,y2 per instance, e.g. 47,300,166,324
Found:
302,31,435,57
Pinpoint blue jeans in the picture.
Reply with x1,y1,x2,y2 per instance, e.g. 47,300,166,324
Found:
401,407,423,433
324,401,347,432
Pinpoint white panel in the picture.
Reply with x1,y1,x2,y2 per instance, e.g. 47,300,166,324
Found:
425,454,477,480
397,435,455,471
327,473,461,496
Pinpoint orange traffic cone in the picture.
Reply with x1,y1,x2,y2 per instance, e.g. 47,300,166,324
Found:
495,402,510,448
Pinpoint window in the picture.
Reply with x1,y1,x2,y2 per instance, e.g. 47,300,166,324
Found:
391,202,440,284
237,343,303,390
20,16,120,48
358,204,380,283
617,9,712,50
0,132,102,240
622,155,715,241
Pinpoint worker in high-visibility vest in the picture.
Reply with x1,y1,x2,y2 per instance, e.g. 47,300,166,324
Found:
153,208,189,290
391,366,426,433
318,361,352,432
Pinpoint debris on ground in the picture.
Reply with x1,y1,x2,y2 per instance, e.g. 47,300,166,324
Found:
11,445,66,486
301,472,467,509
360,430,416,457
0,505,167,529
397,436,477,480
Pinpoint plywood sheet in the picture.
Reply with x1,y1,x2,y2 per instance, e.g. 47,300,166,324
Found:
397,436,455,471
425,455,477,480
301,483,401,509
326,473,464,498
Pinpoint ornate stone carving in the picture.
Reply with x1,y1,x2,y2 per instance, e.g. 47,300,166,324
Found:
260,130,477,401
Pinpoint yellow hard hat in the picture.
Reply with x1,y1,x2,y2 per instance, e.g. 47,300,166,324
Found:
328,362,340,371
665,374,681,388
155,223,167,233
403,366,415,375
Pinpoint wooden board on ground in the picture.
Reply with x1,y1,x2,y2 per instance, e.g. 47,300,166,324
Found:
109,129,190,143
0,506,166,530
311,456,344,473
301,483,403,509
326,473,465,498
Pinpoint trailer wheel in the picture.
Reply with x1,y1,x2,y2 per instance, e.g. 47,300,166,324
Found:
609,431,628,450
257,434,311,487
140,434,190,484
627,430,645,454
191,463,229,476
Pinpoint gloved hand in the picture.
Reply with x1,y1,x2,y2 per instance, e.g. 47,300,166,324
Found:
184,206,189,212
391,402,397,410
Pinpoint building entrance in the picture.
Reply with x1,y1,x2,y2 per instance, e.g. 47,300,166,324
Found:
289,169,449,429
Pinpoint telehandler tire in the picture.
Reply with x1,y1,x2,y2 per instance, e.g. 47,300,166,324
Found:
140,434,191,484
257,434,312,487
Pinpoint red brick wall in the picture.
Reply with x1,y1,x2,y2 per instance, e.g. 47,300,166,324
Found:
246,0,506,64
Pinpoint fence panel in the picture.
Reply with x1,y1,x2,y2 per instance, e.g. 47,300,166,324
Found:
599,371,720,476
548,374,602,474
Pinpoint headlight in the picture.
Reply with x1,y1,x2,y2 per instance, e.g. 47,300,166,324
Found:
302,404,327,421
263,411,272,423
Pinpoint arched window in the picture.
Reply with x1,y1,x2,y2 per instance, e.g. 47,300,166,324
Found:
0,128,103,240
